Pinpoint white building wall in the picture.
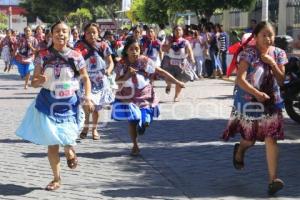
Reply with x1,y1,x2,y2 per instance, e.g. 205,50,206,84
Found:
11,14,26,32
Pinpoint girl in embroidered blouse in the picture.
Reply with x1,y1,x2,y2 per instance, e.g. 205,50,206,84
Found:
35,25,45,50
0,29,14,72
75,23,114,140
13,26,38,89
162,25,195,102
16,21,93,191
222,21,287,195
112,36,185,156
141,27,163,68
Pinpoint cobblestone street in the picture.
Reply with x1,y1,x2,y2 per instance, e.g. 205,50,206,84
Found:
0,67,299,200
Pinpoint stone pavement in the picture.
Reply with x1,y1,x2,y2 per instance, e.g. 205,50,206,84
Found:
0,66,299,200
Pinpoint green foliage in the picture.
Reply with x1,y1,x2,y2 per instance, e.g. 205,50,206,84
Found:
127,0,146,24
20,0,82,23
0,12,8,30
67,8,92,31
20,0,121,23
128,0,257,25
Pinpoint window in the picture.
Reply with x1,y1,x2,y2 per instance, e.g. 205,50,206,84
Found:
230,9,240,27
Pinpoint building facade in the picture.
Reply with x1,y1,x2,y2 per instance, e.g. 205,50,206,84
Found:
209,0,300,38
0,0,26,32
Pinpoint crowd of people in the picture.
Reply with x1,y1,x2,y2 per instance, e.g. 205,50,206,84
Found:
0,20,289,195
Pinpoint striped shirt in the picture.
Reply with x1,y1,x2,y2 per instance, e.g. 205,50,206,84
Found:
218,32,228,52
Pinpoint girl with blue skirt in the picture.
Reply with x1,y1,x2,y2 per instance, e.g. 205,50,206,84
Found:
112,36,185,156
13,26,38,89
16,21,94,191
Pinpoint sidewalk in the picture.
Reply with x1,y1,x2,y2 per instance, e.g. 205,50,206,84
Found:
0,67,299,200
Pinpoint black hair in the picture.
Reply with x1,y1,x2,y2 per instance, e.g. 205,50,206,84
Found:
158,24,165,29
215,23,224,32
252,21,274,36
104,30,113,37
24,26,31,32
173,25,183,33
45,28,51,35
122,36,139,57
131,26,142,33
143,24,149,31
71,28,78,34
83,22,100,33
35,25,44,34
50,21,68,34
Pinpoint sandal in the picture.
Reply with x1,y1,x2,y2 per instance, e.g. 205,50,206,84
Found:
165,86,171,94
137,122,149,135
66,148,78,169
268,179,284,195
45,179,61,191
92,130,100,140
79,131,88,139
130,146,140,156
233,143,244,170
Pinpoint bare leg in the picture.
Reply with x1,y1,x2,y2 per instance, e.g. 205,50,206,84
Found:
64,145,77,169
47,145,61,183
174,84,183,102
3,62,8,72
235,138,255,162
64,145,76,161
265,137,279,182
80,107,90,139
7,63,12,72
129,122,140,155
24,73,30,89
91,111,100,140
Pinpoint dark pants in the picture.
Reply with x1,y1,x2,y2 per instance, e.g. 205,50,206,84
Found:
220,51,227,75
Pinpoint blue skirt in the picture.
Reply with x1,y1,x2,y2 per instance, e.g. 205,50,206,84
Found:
111,100,160,128
16,100,84,146
13,59,34,78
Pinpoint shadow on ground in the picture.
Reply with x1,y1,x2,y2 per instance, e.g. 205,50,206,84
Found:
98,119,300,199
0,139,30,144
12,118,300,199
0,183,42,196
0,74,21,81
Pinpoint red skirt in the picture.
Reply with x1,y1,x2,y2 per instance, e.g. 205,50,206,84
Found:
222,110,284,142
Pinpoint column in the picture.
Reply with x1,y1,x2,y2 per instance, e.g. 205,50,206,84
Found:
8,6,12,29
262,0,269,21
278,0,288,35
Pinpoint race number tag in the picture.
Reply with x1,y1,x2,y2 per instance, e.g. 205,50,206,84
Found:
170,58,181,66
54,82,77,99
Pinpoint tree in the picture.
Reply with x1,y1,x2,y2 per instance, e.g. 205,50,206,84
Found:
20,0,82,23
126,0,146,24
67,8,92,31
0,12,8,30
20,0,121,24
128,0,257,25
128,0,177,25
85,0,121,23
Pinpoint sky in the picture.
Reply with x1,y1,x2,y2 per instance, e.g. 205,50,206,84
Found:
0,0,21,5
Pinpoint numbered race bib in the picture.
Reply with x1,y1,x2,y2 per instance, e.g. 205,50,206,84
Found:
170,58,182,66
54,82,78,99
